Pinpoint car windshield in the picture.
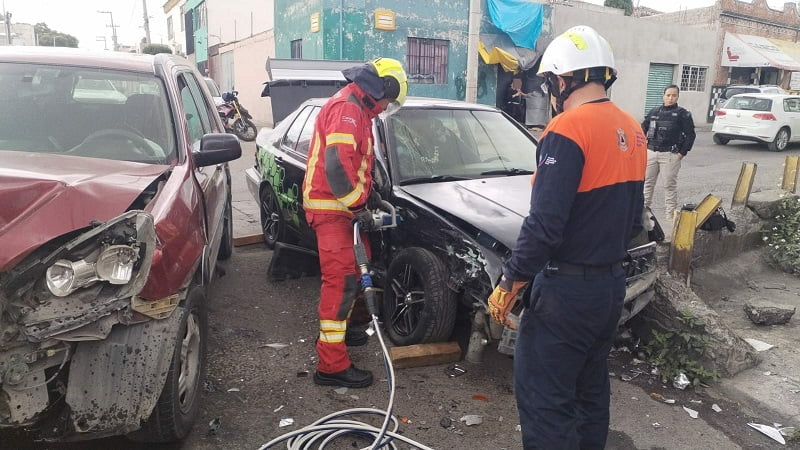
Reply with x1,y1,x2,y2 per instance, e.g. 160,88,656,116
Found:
0,62,176,164
386,108,536,184
724,96,773,111
724,87,759,98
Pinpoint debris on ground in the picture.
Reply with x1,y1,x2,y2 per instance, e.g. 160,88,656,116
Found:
333,387,348,395
445,363,467,378
297,371,309,378
227,388,240,392
673,373,690,390
683,406,699,419
747,422,786,444
460,415,483,426
744,338,775,352
279,418,294,428
208,418,221,436
652,422,664,429
439,417,452,428
273,405,284,413
650,392,676,404
472,394,489,402
261,343,289,349
743,299,796,325
712,404,722,413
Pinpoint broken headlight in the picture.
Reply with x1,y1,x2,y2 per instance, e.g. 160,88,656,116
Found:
45,245,140,297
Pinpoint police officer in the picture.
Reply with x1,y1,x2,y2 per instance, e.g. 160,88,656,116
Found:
642,84,696,223
302,58,407,389
487,26,646,448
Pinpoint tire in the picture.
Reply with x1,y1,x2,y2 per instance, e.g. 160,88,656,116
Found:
768,127,789,152
128,284,207,443
233,118,257,142
712,134,729,145
382,247,457,346
217,195,234,260
259,184,285,249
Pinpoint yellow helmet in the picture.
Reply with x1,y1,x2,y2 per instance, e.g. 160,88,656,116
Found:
369,57,408,107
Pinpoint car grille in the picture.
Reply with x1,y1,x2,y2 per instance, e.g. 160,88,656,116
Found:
624,241,657,282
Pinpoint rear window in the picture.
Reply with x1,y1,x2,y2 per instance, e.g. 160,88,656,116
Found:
724,87,759,98
723,96,772,111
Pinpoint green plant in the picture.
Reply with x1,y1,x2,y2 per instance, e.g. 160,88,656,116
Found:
142,44,172,55
644,310,720,386
762,196,800,275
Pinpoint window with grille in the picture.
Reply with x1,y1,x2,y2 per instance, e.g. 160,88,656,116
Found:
291,39,302,59
167,17,174,41
407,37,449,84
680,65,707,92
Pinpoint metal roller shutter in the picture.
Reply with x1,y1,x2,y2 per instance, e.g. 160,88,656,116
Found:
644,63,675,116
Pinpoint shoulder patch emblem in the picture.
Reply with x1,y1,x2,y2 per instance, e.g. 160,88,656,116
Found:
616,128,629,151
341,115,357,126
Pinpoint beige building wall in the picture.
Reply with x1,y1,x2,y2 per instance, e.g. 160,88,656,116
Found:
551,4,719,122
216,31,276,126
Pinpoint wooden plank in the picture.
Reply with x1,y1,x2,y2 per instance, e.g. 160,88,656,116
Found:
782,155,799,193
233,234,264,247
731,162,757,209
388,342,462,369
669,209,697,283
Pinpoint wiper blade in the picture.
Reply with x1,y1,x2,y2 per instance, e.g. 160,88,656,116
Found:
400,175,470,185
480,168,534,176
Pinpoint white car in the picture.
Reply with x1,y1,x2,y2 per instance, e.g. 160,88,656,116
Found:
204,76,224,107
711,93,800,152
713,84,785,113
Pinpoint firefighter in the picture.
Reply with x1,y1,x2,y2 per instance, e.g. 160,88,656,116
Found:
487,26,647,448
302,58,407,389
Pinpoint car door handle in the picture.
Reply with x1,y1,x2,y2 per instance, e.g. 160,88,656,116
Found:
275,156,283,163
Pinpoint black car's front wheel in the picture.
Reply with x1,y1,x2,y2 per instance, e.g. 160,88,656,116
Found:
260,184,286,249
128,284,207,443
382,247,456,346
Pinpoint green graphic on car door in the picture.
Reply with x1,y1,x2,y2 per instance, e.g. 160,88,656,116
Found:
258,149,301,227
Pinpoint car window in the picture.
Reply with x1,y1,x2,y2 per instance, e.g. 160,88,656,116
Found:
282,106,313,151
184,73,213,132
724,87,759,98
387,108,537,181
178,75,208,147
724,96,772,111
0,62,175,163
204,78,221,97
294,106,320,157
785,98,800,112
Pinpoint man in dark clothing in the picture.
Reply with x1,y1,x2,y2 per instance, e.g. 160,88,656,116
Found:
302,58,407,389
487,25,646,449
504,77,526,123
642,84,696,223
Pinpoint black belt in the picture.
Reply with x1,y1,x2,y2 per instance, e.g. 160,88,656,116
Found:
648,144,678,152
545,261,623,276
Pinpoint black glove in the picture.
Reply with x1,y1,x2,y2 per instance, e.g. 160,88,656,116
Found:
354,209,376,232
366,189,382,210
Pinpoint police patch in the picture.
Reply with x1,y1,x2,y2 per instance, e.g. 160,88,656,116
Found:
616,128,628,151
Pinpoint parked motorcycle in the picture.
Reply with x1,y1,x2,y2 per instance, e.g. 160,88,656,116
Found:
218,90,257,141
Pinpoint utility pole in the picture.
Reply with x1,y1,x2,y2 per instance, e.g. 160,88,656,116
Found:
98,10,118,51
465,0,481,103
96,35,108,50
142,0,151,45
3,12,12,45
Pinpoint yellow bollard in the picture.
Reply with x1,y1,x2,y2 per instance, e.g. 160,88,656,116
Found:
731,162,757,209
693,194,722,230
782,155,799,194
669,209,697,282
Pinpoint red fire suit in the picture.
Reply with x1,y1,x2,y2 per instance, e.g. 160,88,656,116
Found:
302,82,383,374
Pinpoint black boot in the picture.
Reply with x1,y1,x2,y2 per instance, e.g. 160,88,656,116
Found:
314,364,373,388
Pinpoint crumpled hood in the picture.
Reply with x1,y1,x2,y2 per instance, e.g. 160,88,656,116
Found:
0,151,169,271
400,175,532,249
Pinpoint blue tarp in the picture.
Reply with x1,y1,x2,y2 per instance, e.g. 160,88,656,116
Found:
487,0,543,50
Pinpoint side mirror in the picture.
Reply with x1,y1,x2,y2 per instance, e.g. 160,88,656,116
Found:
194,133,242,167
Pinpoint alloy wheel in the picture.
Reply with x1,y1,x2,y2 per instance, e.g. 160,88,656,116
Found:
387,263,427,337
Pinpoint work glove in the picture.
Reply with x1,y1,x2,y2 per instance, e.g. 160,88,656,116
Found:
366,189,383,211
353,209,377,232
487,276,528,329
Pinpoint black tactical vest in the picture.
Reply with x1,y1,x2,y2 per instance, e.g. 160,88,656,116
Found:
644,105,685,151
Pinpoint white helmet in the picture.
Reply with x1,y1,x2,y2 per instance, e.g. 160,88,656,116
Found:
537,25,616,80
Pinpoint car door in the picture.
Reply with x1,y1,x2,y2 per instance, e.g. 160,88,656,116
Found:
278,105,320,244
783,97,800,142
177,71,228,263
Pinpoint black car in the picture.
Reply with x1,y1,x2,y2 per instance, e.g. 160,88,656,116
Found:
246,97,656,359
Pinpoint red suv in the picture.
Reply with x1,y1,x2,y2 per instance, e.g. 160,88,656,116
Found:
0,48,240,442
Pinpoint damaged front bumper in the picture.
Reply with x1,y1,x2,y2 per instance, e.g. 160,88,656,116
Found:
0,210,180,438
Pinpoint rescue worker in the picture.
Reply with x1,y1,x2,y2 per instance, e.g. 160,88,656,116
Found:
642,84,696,224
486,26,647,448
302,58,407,389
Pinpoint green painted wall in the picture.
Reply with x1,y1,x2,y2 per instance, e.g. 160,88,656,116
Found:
273,0,552,105
275,0,325,59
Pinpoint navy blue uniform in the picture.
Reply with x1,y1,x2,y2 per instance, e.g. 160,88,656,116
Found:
504,98,646,449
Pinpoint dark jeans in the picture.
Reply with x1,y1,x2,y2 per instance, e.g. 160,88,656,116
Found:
514,266,625,449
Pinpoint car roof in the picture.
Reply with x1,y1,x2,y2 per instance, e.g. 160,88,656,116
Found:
0,46,180,73
302,96,500,111
728,92,795,99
